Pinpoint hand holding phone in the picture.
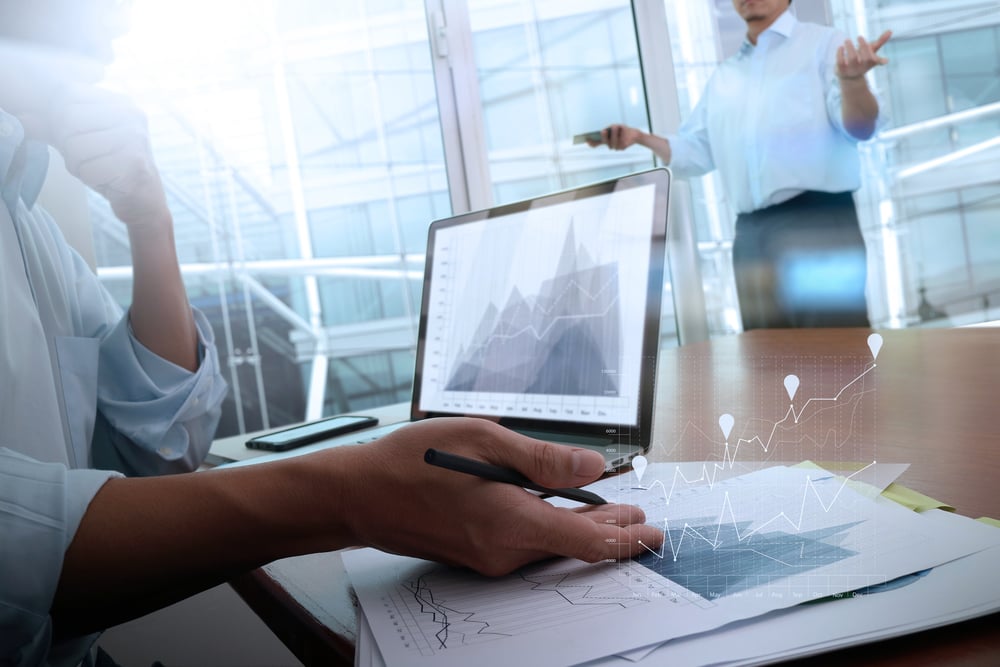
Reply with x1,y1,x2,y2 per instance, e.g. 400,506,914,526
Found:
246,415,379,452
572,129,605,145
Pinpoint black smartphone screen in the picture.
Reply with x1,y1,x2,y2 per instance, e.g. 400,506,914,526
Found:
246,415,379,451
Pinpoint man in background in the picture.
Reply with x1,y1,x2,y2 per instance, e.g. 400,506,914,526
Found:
593,0,891,330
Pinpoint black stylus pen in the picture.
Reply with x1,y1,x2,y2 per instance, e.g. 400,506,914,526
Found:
424,448,608,505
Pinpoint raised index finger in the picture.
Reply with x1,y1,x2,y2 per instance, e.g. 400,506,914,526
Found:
870,29,892,52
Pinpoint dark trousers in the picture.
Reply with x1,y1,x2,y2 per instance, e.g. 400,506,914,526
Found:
733,191,870,330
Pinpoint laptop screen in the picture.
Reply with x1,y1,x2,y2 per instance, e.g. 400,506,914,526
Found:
411,168,670,451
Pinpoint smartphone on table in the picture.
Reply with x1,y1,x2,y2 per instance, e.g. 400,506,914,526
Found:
245,415,379,452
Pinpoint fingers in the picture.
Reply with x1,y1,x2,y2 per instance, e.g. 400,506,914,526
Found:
357,420,668,576
484,430,607,490
603,125,617,149
40,86,168,225
526,502,664,565
59,126,132,177
47,87,139,148
574,502,647,526
585,124,640,151
871,29,892,52
857,36,889,67
842,38,858,67
839,31,891,80
601,124,636,151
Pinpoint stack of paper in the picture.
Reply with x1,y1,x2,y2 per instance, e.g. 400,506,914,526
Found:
344,462,1000,667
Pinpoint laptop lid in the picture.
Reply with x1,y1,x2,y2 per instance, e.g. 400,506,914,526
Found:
410,168,670,465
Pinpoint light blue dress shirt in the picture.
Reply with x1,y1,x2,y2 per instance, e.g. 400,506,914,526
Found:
0,108,228,667
667,10,882,215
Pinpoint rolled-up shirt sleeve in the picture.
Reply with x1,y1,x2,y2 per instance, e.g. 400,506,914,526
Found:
22,204,228,478
0,448,121,666
666,92,716,179
91,308,228,476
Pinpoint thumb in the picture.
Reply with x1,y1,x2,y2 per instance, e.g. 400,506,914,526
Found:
488,434,607,489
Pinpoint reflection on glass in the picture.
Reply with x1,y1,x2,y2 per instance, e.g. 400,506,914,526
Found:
467,0,654,202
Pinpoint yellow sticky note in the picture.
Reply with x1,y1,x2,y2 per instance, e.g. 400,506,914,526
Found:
976,517,1000,529
881,482,955,513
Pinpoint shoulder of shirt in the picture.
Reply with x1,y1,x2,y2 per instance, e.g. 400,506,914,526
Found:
786,15,844,44
721,13,843,68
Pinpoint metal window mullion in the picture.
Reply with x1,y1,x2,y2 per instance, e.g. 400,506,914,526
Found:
271,32,328,420
195,125,246,433
632,0,709,344
222,160,271,430
357,3,420,347
522,1,559,191
428,0,493,213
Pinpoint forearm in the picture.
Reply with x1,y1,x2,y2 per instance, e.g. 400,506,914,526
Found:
53,447,356,638
839,76,880,140
636,131,673,164
127,212,199,372
53,418,664,638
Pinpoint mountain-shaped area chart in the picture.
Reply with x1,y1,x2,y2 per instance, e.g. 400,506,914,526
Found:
636,519,861,600
445,224,622,396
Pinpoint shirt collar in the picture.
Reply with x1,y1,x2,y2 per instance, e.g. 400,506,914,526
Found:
0,108,50,212
738,8,799,57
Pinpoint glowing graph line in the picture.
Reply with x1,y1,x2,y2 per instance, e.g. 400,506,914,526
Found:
652,363,877,461
786,364,876,423
446,259,619,340
637,461,877,562
470,297,618,345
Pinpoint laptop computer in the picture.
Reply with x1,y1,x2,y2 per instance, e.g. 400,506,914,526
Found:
372,167,670,469
227,168,670,470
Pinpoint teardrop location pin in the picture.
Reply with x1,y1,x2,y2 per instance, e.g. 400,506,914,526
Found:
868,333,883,362
784,374,800,402
631,455,648,486
719,413,734,441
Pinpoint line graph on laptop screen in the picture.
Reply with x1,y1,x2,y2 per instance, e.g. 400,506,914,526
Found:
418,184,656,425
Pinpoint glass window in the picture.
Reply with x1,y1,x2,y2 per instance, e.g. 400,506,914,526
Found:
98,0,446,435
96,0,659,435
831,0,1000,326
467,0,654,202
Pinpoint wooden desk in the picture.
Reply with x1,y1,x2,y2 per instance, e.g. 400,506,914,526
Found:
227,327,1000,666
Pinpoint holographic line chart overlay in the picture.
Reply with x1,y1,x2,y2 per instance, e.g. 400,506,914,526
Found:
650,333,884,467
346,460,993,667
583,462,956,601
348,334,993,666
635,519,862,600
632,463,880,568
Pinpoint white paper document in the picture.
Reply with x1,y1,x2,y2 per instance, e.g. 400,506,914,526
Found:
597,510,1000,666
344,464,998,667
355,515,1000,667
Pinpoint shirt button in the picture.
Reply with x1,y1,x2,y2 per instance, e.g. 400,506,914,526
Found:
0,121,14,137
157,447,174,457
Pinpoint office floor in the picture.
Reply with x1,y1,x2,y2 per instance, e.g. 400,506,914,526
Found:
96,584,303,667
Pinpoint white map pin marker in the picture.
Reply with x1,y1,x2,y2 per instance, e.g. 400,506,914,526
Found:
632,455,648,485
868,333,883,361
719,413,734,441
784,374,800,401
